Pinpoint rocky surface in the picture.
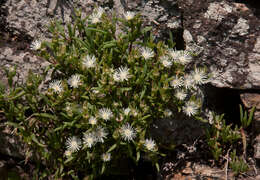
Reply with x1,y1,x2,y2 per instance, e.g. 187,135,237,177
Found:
178,0,260,89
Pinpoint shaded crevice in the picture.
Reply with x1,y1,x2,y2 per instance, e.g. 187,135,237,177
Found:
203,84,260,126
203,84,243,125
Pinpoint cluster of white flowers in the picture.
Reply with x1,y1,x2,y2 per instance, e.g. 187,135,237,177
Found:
89,7,104,24
113,66,131,82
168,49,192,65
65,126,108,154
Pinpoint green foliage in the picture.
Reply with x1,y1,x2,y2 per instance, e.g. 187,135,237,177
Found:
240,104,255,129
229,150,249,175
205,113,241,161
0,8,209,179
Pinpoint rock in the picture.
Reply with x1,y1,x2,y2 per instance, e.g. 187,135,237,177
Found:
178,0,260,89
0,161,8,180
254,135,260,161
0,128,26,159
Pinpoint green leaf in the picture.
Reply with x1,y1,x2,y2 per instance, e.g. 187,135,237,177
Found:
31,134,47,147
85,28,107,35
107,144,117,153
33,113,58,121
248,106,256,127
140,114,151,121
65,157,74,164
102,41,117,49
141,26,152,34
155,162,160,172
119,87,132,93
8,91,26,100
5,122,24,130
136,151,140,162
239,105,243,122
101,163,106,174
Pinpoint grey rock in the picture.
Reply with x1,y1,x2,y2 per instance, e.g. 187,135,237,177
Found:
179,0,260,89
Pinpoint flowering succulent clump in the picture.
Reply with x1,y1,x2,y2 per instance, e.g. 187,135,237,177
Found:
1,7,211,179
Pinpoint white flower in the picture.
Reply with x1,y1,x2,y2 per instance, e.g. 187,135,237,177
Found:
170,77,183,88
144,138,156,151
192,68,208,85
141,47,154,60
49,80,63,93
132,108,138,117
168,49,180,60
183,101,199,117
183,75,194,89
175,90,187,100
83,132,96,148
113,66,131,82
113,72,121,82
164,109,173,117
95,126,108,143
65,136,82,153
99,108,113,121
160,56,172,68
82,55,97,68
101,153,111,162
68,74,81,88
89,7,104,24
96,7,104,17
120,123,136,142
30,40,41,50
123,108,131,116
178,50,192,65
205,109,214,125
89,116,97,125
64,150,72,157
124,11,135,20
